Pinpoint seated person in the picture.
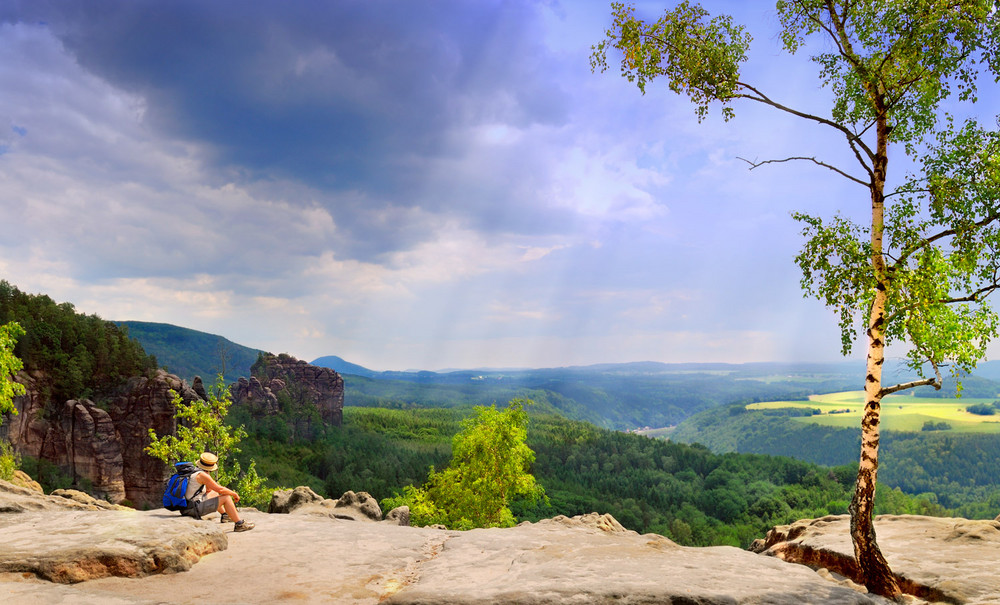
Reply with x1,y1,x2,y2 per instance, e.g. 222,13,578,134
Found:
183,452,255,532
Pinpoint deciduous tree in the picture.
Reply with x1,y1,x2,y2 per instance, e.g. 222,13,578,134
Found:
0,321,26,421
382,398,546,529
146,374,274,508
593,1,1000,597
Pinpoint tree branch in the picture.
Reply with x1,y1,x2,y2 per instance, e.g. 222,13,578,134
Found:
885,275,1000,325
893,212,1000,269
879,359,942,397
735,82,876,165
737,155,870,187
879,376,940,397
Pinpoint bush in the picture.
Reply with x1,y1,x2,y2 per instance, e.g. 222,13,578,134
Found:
966,404,995,416
0,440,20,481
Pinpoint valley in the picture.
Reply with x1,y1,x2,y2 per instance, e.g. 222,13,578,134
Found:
748,391,1000,433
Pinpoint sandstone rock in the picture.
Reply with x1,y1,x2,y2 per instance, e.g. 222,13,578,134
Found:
50,488,132,511
231,376,280,416
1,478,226,583
335,490,382,522
192,375,208,400
10,469,42,493
757,514,1000,604
61,399,127,502
385,505,410,526
1,509,893,605
233,353,344,427
110,370,201,507
1,478,94,513
2,368,200,509
268,485,324,514
0,508,227,583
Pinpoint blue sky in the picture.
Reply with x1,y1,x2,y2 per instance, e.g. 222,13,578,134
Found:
0,1,996,371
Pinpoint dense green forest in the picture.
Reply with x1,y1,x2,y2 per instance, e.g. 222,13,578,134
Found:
230,404,947,548
670,405,1000,518
116,321,265,384
0,281,157,404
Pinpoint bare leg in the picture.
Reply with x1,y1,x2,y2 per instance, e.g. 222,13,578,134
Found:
205,490,241,523
217,495,241,522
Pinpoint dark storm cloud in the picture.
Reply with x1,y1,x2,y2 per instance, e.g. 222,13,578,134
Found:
2,1,570,209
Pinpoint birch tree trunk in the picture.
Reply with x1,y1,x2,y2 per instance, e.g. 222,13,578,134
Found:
848,114,901,599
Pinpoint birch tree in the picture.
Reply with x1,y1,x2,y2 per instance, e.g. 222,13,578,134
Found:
593,1,1000,598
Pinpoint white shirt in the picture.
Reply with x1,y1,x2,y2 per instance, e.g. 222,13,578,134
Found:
185,470,207,501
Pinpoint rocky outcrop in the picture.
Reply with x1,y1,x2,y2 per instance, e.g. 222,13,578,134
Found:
231,375,280,416
754,514,1000,604
109,370,199,506
8,479,1000,604
1,369,200,507
2,499,896,604
232,353,344,427
0,480,227,583
269,486,407,525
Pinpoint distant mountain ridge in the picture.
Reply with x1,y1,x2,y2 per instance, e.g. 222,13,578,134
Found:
116,321,265,384
310,355,379,378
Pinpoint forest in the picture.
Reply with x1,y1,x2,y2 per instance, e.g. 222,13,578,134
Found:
227,404,947,548
0,281,157,404
670,404,1000,518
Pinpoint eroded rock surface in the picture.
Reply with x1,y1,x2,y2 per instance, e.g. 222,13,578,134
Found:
0,480,226,584
6,480,1000,605
269,486,407,525
755,514,1000,604
1,485,889,605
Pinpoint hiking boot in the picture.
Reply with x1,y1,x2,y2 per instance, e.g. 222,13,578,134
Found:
234,520,255,532
220,513,233,523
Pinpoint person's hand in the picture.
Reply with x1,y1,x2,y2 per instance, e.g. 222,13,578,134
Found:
232,492,241,503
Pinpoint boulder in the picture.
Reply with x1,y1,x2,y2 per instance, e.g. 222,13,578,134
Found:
270,487,405,524
0,478,227,583
385,505,410,526
10,469,42,493
334,490,382,522
268,485,325,514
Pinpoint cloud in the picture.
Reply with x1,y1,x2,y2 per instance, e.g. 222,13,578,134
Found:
0,1,895,370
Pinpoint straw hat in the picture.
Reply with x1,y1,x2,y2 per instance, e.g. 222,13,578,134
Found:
196,452,219,471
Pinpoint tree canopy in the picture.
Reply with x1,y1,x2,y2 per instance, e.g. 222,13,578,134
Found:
0,320,26,421
382,398,546,529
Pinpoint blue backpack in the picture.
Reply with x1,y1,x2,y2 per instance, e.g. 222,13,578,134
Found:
162,461,204,511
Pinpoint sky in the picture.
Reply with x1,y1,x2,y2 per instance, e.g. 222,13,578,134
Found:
0,1,997,372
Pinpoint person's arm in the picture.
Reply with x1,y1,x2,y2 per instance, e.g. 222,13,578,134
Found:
197,472,241,502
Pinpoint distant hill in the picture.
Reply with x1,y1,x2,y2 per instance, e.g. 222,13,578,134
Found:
117,321,266,384
311,355,379,378
307,359,871,430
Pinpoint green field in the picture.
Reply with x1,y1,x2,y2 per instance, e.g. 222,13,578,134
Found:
746,391,1000,433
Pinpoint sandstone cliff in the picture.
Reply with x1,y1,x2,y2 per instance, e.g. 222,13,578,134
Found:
231,353,344,428
1,369,200,507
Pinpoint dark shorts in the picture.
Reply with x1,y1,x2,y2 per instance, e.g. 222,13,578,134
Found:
181,496,220,520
